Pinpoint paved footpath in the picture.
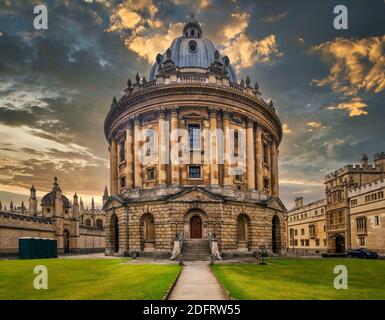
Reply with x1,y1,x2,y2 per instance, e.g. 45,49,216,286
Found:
168,261,228,300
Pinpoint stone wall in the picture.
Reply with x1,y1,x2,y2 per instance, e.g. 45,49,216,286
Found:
104,198,286,258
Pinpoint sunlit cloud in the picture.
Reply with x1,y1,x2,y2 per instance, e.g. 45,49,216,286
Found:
326,97,368,117
307,121,322,128
310,35,385,97
282,123,292,134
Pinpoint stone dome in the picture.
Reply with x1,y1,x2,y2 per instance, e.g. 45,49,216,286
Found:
149,15,237,82
41,177,71,208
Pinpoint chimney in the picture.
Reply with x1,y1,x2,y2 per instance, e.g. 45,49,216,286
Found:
294,197,303,208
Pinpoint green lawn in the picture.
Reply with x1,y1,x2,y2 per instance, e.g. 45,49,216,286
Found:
0,258,181,300
212,258,385,300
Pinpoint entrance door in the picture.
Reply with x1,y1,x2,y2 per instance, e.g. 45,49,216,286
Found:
63,229,70,254
190,216,202,239
335,236,345,253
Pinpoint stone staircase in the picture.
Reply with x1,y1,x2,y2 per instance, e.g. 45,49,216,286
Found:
182,239,211,261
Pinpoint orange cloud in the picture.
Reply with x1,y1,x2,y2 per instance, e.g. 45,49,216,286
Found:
282,123,292,134
327,97,368,117
310,36,385,96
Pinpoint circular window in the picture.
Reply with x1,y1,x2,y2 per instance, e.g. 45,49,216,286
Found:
188,40,197,53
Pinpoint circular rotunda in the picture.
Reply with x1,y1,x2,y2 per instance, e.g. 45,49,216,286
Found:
103,16,286,258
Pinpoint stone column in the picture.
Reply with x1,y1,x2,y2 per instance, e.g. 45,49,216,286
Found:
170,107,179,185
271,141,279,197
126,119,134,188
246,119,255,189
133,115,143,188
256,122,263,192
158,109,167,185
209,108,219,185
110,137,118,195
223,110,232,186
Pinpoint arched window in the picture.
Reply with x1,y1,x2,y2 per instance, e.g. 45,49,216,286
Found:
142,213,155,241
237,214,250,242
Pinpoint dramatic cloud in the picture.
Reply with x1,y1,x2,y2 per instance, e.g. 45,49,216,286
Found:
310,36,385,97
326,97,369,117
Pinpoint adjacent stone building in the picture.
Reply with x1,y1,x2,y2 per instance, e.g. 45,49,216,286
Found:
287,153,385,255
287,197,327,255
103,16,286,258
349,178,385,254
0,177,106,257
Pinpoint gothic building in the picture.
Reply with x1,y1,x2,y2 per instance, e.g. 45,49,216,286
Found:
287,153,385,255
103,16,286,259
0,177,106,256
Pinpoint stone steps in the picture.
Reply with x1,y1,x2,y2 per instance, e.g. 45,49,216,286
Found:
182,239,210,261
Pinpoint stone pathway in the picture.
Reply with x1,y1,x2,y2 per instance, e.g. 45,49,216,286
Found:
167,261,228,300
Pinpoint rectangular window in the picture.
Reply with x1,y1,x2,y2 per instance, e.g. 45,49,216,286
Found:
119,140,126,162
350,199,357,206
323,239,326,246
188,124,201,150
378,191,384,199
234,174,243,183
305,240,310,247
301,228,305,236
120,176,126,189
316,239,320,246
294,240,298,246
147,168,156,181
356,217,367,234
188,165,201,179
365,195,371,202
359,236,365,246
375,216,380,226
300,239,304,246
295,229,298,236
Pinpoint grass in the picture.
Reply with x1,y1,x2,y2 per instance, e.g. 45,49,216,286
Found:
0,258,181,300
212,258,385,300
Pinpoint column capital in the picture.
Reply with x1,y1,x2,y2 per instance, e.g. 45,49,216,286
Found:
133,114,141,126
255,119,262,128
168,105,179,115
126,118,133,129
157,108,166,119
222,108,230,120
246,118,255,128
208,107,218,118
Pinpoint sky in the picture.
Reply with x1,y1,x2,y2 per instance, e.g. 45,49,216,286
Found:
0,0,384,210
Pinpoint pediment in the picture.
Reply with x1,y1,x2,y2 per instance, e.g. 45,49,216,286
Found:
102,196,125,211
167,187,224,202
266,197,287,212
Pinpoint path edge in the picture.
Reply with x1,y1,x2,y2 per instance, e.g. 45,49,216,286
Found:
163,266,183,300
210,264,233,300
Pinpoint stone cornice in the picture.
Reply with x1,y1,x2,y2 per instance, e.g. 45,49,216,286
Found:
105,84,282,143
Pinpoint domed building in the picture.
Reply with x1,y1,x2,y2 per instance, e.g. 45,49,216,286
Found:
103,16,286,258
